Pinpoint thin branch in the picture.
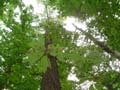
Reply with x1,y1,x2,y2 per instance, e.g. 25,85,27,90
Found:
73,24,120,60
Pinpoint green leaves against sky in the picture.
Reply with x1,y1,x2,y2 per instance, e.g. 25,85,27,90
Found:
0,0,120,90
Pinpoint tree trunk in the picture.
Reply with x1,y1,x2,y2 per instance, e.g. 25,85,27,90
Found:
41,30,61,90
41,54,61,90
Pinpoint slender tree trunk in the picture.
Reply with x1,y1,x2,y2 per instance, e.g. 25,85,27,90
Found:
41,31,61,90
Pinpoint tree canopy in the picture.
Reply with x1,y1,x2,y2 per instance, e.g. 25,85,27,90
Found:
0,0,120,90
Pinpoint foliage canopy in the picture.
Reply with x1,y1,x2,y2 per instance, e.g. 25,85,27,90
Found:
0,0,120,90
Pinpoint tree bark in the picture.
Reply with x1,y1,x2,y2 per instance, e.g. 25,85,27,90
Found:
41,30,61,90
41,54,61,90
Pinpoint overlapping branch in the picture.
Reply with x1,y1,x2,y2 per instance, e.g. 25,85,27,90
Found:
73,24,120,60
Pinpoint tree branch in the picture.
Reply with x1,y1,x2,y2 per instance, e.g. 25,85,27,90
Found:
73,24,120,60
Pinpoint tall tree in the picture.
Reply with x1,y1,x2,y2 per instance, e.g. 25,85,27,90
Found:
45,0,120,89
40,19,75,90
41,21,61,90
1,0,120,90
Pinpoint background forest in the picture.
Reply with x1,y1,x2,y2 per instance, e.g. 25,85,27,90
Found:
0,0,120,90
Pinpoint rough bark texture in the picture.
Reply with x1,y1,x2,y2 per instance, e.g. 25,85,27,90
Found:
41,54,61,90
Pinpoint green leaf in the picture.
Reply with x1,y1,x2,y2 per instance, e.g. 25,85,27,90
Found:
37,56,50,73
